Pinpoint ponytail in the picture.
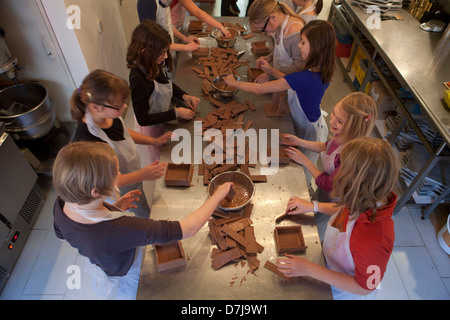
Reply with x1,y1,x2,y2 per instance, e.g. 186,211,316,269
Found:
70,88,87,123
315,0,323,14
70,70,129,123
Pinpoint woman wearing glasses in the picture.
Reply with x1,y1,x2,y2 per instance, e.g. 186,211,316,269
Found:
248,0,306,83
71,69,171,219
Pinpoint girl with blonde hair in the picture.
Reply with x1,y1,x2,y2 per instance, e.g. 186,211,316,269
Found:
279,137,399,300
71,69,171,218
282,92,377,198
53,141,233,299
282,92,377,239
248,0,306,83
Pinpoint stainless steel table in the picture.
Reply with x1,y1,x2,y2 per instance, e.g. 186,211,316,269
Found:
136,17,332,300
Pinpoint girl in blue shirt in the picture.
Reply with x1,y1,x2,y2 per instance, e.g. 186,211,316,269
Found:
224,20,335,144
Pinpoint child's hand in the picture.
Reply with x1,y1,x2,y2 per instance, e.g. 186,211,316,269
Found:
186,36,200,45
182,94,200,111
257,59,273,74
256,55,271,69
114,190,141,211
213,182,234,200
141,161,167,180
280,133,301,147
223,74,238,87
276,254,314,277
176,107,196,120
183,42,200,52
220,27,232,38
155,131,173,146
254,73,269,83
285,196,313,215
285,147,308,165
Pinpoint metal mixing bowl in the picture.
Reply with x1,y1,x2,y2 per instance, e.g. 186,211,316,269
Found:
211,27,240,48
208,171,255,211
212,74,240,98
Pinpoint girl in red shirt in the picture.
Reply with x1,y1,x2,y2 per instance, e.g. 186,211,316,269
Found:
278,137,399,299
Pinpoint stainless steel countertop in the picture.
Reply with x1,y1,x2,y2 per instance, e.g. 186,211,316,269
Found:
341,0,450,144
136,17,332,300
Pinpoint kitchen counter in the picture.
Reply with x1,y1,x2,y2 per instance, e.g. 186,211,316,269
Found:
136,17,332,300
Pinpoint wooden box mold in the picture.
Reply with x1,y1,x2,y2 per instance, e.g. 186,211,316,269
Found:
274,226,307,255
192,47,210,59
247,67,264,82
164,163,194,187
154,241,187,273
251,41,270,55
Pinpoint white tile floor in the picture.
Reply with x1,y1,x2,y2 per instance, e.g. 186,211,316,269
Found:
1,1,449,301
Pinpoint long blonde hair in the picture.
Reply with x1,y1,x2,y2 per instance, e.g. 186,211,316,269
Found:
331,137,399,220
248,0,306,27
337,92,377,144
53,142,120,205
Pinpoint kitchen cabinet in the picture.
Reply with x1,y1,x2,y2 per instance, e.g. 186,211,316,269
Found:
328,0,450,218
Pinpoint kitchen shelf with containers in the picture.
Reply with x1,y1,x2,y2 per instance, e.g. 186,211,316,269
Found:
328,1,450,218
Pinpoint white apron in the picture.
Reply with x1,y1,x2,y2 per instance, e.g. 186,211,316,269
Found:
156,0,174,42
155,0,177,80
272,16,301,70
135,67,173,165
65,202,144,300
85,111,151,218
323,212,379,300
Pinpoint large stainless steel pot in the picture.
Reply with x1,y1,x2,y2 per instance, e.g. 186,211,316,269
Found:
0,83,55,140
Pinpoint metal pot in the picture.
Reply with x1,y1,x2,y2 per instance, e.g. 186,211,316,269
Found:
208,171,255,211
211,27,240,48
212,74,240,98
0,83,55,140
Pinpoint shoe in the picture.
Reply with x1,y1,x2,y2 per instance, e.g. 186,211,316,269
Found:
229,3,240,15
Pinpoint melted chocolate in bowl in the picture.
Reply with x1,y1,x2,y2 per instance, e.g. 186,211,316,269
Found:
217,182,250,208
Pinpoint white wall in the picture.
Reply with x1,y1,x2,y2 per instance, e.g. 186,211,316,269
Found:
0,0,78,122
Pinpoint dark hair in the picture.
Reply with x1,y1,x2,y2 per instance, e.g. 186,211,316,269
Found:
316,0,323,14
301,20,336,84
70,69,129,123
126,20,173,81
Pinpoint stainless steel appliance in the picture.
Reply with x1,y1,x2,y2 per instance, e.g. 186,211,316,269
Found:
0,122,44,293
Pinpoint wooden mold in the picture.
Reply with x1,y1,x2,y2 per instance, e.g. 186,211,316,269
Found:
154,241,187,273
192,47,210,59
247,67,265,82
274,225,307,255
264,92,288,117
164,163,194,187
251,41,270,55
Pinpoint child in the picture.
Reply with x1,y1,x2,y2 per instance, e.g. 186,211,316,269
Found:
127,20,200,164
248,0,305,83
137,0,231,52
279,137,399,300
53,141,233,299
293,0,322,24
282,92,377,200
223,20,335,146
282,92,377,239
71,69,170,219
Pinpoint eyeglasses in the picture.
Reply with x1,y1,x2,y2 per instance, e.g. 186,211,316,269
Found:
258,17,270,32
94,102,123,111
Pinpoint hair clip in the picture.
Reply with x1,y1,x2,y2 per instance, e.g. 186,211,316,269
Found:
365,115,371,122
